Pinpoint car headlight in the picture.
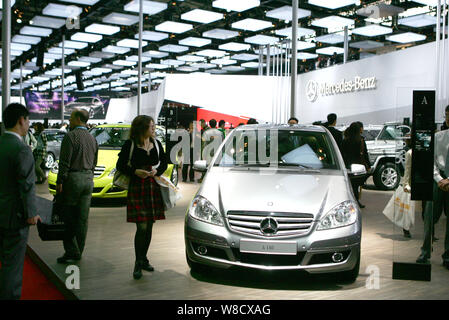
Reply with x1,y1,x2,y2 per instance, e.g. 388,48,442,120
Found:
188,196,223,226
317,200,358,231
108,168,116,177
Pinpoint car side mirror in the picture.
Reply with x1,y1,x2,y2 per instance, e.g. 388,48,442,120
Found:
193,160,207,172
349,164,367,176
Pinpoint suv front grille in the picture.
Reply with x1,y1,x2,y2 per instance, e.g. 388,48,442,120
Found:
226,211,314,237
94,166,106,178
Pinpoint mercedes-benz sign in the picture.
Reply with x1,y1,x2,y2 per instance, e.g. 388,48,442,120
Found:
306,80,319,102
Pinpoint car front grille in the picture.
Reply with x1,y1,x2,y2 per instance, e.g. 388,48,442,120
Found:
94,166,106,178
226,211,314,237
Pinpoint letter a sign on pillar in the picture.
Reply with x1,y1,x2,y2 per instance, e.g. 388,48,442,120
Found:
411,90,435,201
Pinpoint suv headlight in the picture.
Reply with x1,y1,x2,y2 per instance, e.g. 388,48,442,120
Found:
317,200,358,231
108,168,116,177
188,196,223,226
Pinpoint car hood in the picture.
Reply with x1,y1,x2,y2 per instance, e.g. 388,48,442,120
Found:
198,168,351,219
97,149,120,170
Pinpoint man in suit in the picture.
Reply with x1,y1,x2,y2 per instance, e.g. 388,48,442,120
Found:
0,103,41,300
326,113,343,150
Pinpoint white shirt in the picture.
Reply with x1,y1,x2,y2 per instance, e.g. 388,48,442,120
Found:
5,130,24,142
433,129,449,183
202,128,223,144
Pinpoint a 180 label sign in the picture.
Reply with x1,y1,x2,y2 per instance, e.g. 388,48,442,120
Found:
306,76,377,102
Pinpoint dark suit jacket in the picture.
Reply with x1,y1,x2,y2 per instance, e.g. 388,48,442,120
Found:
0,132,37,229
327,126,343,150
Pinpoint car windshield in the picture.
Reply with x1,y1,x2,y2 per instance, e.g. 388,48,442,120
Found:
90,127,130,149
75,97,93,103
213,129,340,170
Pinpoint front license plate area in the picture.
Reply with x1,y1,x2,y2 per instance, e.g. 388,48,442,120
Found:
240,239,297,255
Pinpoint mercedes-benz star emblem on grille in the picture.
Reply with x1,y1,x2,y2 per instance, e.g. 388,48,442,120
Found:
260,218,278,235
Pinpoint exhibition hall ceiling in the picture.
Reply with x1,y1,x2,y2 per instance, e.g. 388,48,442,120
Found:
0,0,443,95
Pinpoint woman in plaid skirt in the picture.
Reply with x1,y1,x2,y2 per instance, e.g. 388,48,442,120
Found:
116,115,167,279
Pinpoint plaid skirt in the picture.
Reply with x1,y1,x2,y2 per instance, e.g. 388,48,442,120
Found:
127,166,166,223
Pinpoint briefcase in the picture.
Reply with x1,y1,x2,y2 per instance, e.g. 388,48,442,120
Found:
37,195,65,241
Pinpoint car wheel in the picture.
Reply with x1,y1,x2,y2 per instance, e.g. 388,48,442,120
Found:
373,163,400,190
171,165,179,186
45,153,56,169
337,251,360,283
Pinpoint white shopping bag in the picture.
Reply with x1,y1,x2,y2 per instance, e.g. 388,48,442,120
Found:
382,186,415,230
154,175,182,209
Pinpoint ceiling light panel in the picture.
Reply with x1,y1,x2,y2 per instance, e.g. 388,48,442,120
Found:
116,39,147,48
195,49,227,58
223,66,244,72
208,69,227,74
181,9,223,24
143,50,169,58
266,6,311,21
71,32,103,43
177,55,205,62
210,58,237,65
68,61,91,68
59,40,88,49
191,63,216,69
352,24,392,37
136,31,168,41
159,44,189,53
316,33,350,44
12,35,41,45
212,0,260,12
102,45,131,54
297,52,318,60
48,47,76,55
219,42,251,51
20,26,52,37
244,35,279,45
126,55,151,62
232,18,272,32
11,43,32,51
349,40,384,50
85,23,120,35
315,46,345,55
275,27,316,38
312,16,354,29
124,0,167,15
232,53,258,61
308,0,358,10
43,3,82,18
386,32,426,43
102,13,139,26
90,51,115,59
161,59,185,66
79,56,102,63
56,0,100,4
146,63,170,69
399,14,437,28
179,37,211,47
177,66,199,72
31,16,66,29
203,28,239,40
155,21,193,34
113,60,137,67
413,0,449,6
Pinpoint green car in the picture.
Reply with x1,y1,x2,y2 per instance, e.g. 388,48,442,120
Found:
48,124,178,198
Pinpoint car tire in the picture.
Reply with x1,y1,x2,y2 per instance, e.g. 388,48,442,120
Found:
373,162,400,190
44,153,56,169
337,251,360,283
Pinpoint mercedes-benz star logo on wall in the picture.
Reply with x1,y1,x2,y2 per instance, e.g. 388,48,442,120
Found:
260,218,278,236
306,80,319,102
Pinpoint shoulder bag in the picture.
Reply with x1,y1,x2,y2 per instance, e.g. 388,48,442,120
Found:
113,140,134,190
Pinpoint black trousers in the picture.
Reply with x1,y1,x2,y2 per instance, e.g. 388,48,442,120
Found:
182,164,195,182
0,226,29,300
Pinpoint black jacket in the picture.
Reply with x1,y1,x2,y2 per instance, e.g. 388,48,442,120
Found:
327,126,343,150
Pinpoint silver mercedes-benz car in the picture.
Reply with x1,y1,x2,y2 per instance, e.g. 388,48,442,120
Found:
185,124,364,282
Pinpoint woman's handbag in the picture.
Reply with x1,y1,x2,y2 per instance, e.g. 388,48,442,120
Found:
382,185,415,230
113,141,134,190
37,195,65,241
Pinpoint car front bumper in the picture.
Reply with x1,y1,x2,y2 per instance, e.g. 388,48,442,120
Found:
185,215,361,273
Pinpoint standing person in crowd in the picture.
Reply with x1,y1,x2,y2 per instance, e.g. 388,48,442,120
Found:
200,119,222,183
440,105,449,131
23,126,37,153
33,122,48,184
116,115,167,279
356,121,372,206
218,120,226,139
56,109,98,264
199,119,208,135
0,103,41,300
182,121,195,183
288,117,299,125
341,122,368,208
326,113,343,150
416,127,449,268
60,123,68,132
